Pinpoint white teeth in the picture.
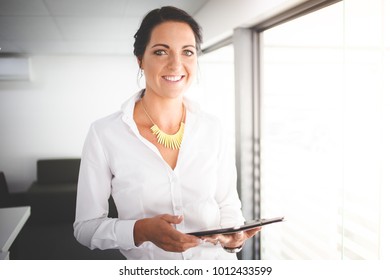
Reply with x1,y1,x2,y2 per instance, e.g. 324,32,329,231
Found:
163,75,182,82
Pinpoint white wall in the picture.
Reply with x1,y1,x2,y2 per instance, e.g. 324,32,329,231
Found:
0,55,139,192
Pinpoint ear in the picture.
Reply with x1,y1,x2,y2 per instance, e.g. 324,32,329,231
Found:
137,57,143,69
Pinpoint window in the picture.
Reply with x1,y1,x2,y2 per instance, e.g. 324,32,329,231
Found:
259,0,389,259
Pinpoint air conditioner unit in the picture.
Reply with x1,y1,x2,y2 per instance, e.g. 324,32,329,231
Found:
0,57,31,81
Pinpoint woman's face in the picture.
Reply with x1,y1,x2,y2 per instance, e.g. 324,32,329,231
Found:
141,21,197,99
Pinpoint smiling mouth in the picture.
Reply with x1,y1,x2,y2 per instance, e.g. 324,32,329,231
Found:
162,75,184,82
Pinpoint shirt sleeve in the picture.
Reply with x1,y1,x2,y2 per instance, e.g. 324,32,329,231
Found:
214,123,246,228
73,123,137,250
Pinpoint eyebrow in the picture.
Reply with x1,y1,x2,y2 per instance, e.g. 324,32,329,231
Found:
151,44,196,49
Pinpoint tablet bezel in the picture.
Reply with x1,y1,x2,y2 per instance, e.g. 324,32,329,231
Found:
186,216,284,237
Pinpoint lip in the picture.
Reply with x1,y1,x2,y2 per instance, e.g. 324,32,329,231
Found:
162,75,185,82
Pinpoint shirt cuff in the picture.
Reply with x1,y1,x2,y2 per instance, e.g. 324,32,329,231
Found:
115,219,137,250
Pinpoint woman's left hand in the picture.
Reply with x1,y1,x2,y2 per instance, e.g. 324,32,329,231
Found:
201,227,261,249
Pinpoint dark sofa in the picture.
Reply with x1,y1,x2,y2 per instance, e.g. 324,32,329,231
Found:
8,158,125,260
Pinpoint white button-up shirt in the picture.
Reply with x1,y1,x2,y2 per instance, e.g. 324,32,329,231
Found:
74,90,245,259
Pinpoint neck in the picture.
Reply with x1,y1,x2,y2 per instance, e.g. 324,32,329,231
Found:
141,89,185,131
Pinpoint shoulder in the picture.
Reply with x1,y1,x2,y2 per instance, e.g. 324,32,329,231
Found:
184,97,222,129
197,110,222,131
89,90,140,134
90,111,123,133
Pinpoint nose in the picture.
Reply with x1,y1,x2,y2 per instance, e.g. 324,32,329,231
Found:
167,53,182,70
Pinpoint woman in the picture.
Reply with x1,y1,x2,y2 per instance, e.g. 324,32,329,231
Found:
74,6,260,260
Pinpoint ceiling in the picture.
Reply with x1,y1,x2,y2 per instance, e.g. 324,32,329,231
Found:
0,0,209,56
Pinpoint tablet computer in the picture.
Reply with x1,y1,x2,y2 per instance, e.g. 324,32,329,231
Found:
186,216,284,237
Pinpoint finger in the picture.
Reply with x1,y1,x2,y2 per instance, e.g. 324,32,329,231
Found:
218,234,236,246
160,214,183,225
185,236,203,247
232,231,244,241
164,238,201,253
175,233,201,245
201,237,220,245
244,227,262,238
200,236,217,244
201,234,221,244
207,234,232,246
167,234,202,252
167,227,201,245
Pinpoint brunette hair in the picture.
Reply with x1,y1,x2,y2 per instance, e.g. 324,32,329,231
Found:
133,6,203,62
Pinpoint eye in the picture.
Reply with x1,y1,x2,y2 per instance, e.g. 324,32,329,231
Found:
154,50,167,56
183,49,195,57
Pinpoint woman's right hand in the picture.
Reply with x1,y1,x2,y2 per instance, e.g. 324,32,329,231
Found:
134,214,201,252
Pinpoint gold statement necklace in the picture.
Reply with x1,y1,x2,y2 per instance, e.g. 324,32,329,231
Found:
141,98,185,150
